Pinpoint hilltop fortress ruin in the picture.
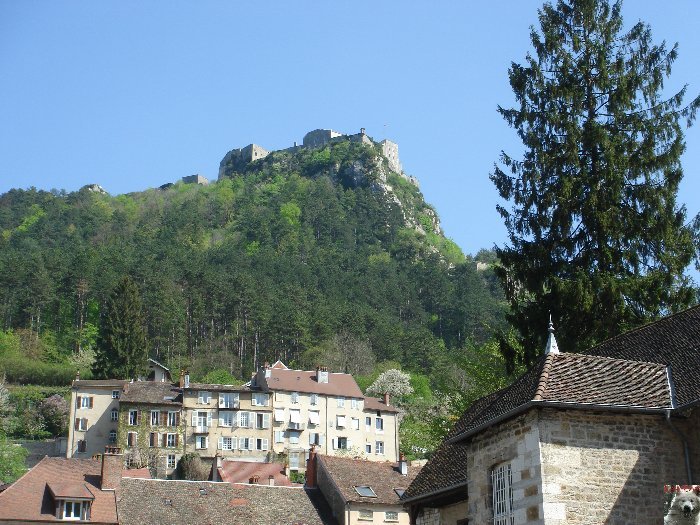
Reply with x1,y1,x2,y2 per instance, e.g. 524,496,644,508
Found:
218,128,418,186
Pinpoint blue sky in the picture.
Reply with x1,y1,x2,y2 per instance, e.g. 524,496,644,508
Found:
1,1,699,258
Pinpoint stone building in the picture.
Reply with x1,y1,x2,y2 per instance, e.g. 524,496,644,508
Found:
401,310,700,525
253,362,400,472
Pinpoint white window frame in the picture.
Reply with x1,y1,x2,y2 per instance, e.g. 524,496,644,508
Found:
358,508,373,521
150,410,159,426
252,393,269,406
111,409,118,422
337,396,345,408
275,430,285,443
375,441,384,455
62,500,84,520
219,392,239,409
255,412,270,429
166,433,176,448
289,431,300,445
238,437,252,450
310,393,318,406
255,438,269,451
351,398,359,410
219,411,233,427
198,391,211,404
492,462,514,525
336,415,346,428
167,454,176,469
220,436,235,450
112,390,120,399
309,410,320,425
291,391,300,404
274,408,285,422
376,417,384,433
365,443,372,454
351,417,360,430
167,411,178,426
385,511,399,522
76,418,88,431
238,411,250,428
128,410,138,426
108,430,117,443
195,435,208,450
80,396,91,408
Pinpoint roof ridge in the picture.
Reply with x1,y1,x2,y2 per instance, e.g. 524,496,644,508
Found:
588,304,700,352
571,352,668,369
533,353,556,401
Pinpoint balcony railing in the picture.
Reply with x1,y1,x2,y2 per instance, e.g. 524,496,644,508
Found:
193,425,209,433
219,401,240,409
287,422,305,431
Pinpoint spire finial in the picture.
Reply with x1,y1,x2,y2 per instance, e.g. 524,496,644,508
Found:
545,313,560,355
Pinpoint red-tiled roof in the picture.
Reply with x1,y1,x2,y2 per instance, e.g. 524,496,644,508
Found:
218,460,298,486
47,481,94,500
0,457,118,523
363,396,400,413
266,369,363,398
317,455,421,506
122,467,152,479
73,379,128,389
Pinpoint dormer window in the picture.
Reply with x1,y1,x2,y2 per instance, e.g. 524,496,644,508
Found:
49,482,94,521
62,500,87,520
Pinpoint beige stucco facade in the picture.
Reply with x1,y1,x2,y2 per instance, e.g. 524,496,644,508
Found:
67,382,124,459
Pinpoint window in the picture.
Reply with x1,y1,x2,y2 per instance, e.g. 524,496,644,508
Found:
149,432,158,447
376,417,384,433
310,393,319,406
252,393,269,406
365,443,372,454
492,463,514,525
111,409,118,422
74,418,88,431
385,511,399,522
167,454,176,469
166,433,177,448
289,409,301,426
354,485,377,497
129,410,138,426
351,398,359,410
255,412,270,429
275,430,285,443
336,415,346,428
219,392,239,408
358,509,373,521
337,396,345,408
219,411,233,427
238,411,250,428
309,410,320,425
365,416,372,431
167,411,178,426
195,435,208,450
375,441,384,455
238,437,252,450
63,500,85,520
193,411,211,430
291,391,300,404
393,488,405,498
289,431,300,445
151,410,159,426
77,440,87,453
336,437,348,450
255,438,269,451
109,430,117,443
198,391,211,404
127,432,137,447
351,417,360,430
219,436,235,450
77,396,93,409
112,390,120,399
274,408,285,422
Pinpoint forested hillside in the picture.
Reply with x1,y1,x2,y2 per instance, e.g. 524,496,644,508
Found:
0,139,507,392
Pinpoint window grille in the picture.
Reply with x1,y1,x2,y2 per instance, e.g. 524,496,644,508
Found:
491,462,514,525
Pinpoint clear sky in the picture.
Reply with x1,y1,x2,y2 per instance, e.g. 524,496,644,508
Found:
1,1,699,258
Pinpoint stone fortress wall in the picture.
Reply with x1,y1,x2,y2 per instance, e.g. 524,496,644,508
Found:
218,128,417,186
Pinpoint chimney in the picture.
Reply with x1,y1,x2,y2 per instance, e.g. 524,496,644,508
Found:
305,445,317,488
264,362,271,378
399,453,408,476
316,366,329,384
383,392,390,406
211,453,223,482
184,370,190,389
268,475,275,486
179,369,185,388
101,446,123,490
75,370,80,382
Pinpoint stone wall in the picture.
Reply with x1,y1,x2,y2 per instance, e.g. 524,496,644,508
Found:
538,408,688,525
303,129,343,148
380,140,402,174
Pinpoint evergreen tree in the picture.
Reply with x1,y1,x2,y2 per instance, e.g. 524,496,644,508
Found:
94,276,149,379
491,0,699,367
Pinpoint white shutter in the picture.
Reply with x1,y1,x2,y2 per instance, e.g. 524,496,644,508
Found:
191,411,197,426
218,437,223,450
232,412,238,428
219,413,225,426
347,439,353,449
262,439,268,451
231,436,237,449
332,438,337,450
309,433,315,445
207,412,212,427
238,437,245,450
320,434,325,445
263,413,270,429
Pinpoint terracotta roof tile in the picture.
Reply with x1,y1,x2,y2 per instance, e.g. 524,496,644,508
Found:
0,457,118,523
73,379,128,389
47,481,95,500
117,478,338,525
363,397,400,413
266,369,363,398
218,460,298,486
317,455,421,506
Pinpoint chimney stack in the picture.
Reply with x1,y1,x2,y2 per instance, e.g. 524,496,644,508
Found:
316,366,329,384
305,445,317,488
184,370,190,389
179,369,185,388
399,453,408,476
101,446,123,490
383,392,390,406
211,453,223,482
268,475,275,486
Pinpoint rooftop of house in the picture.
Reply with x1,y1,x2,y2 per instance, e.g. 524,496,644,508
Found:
0,456,119,524
363,396,400,414
120,381,183,405
317,455,421,506
402,309,700,503
72,379,129,389
117,478,338,525
185,382,251,392
264,367,364,398
217,459,298,487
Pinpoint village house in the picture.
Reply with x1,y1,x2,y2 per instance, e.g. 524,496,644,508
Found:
254,362,400,471
401,310,700,525
307,449,421,525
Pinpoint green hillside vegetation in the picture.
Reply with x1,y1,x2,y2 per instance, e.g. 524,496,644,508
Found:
0,139,513,451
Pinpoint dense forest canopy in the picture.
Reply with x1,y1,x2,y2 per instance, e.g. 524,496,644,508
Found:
0,140,507,388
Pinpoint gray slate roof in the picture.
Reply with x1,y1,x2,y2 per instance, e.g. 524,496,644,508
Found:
120,382,182,406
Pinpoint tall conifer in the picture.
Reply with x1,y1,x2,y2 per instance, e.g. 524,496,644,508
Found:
94,276,149,379
491,0,699,366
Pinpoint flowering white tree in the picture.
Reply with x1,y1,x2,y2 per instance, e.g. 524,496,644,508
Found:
366,369,413,399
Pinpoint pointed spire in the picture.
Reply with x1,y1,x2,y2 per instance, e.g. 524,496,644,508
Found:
545,314,560,355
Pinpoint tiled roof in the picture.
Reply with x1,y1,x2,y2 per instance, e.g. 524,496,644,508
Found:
403,351,673,502
120,381,182,405
587,304,700,407
47,481,94,499
363,396,400,414
218,460,298,486
317,455,421,506
117,478,338,525
73,379,128,389
122,468,152,479
0,456,118,523
186,382,251,392
265,369,364,398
